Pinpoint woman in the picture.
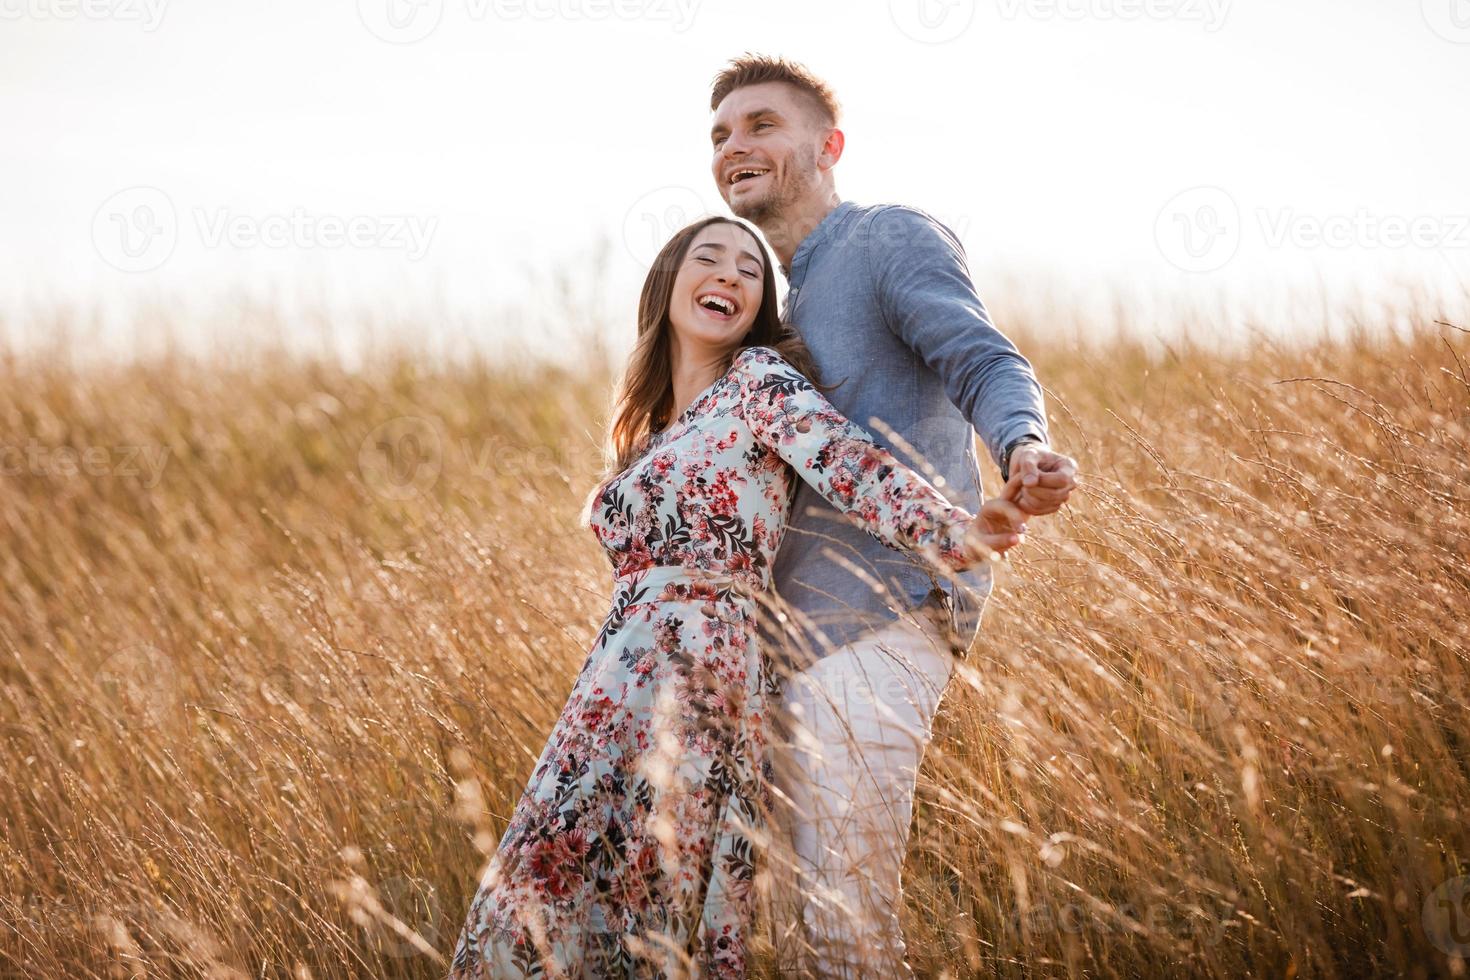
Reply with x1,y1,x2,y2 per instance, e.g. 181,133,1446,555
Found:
447,216,1027,979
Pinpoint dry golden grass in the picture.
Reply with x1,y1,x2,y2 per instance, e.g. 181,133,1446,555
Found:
1,306,1466,978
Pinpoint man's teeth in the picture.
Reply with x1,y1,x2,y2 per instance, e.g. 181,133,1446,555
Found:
729,168,769,185
698,295,736,315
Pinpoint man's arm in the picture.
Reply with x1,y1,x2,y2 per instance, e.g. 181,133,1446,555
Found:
865,205,1076,515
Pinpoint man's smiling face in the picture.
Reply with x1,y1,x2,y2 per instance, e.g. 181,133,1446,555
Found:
710,81,825,225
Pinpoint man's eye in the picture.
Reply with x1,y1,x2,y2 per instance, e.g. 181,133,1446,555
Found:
713,136,726,148
754,122,772,131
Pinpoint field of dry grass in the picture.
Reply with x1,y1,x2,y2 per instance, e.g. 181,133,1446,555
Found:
1,304,1467,978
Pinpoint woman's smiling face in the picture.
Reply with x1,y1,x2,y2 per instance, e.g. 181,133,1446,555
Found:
666,221,766,357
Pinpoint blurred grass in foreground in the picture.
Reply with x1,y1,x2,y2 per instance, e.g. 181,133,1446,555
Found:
1,303,1467,978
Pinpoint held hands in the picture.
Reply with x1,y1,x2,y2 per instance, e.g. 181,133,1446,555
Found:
1008,443,1079,516
961,471,1031,563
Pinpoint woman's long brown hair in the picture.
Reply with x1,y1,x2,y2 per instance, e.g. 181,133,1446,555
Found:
603,215,828,476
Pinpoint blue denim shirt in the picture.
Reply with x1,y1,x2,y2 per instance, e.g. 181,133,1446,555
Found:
761,201,1049,665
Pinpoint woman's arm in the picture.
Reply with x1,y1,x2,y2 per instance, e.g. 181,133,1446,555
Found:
734,346,1023,574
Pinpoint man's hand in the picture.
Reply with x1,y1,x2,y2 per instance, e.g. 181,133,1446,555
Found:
962,471,1030,562
1009,443,1077,516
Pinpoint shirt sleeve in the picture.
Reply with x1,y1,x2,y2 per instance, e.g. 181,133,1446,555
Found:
734,346,978,574
864,204,1050,470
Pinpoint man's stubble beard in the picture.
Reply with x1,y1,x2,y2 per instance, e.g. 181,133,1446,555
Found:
729,148,820,238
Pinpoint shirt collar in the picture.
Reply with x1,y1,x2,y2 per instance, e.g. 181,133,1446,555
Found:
779,200,857,289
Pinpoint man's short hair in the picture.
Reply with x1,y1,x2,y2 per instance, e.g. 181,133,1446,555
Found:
709,54,841,128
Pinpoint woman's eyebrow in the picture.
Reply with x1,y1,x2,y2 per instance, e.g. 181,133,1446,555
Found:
691,241,762,270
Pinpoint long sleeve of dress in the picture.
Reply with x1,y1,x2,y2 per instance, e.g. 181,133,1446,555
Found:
733,345,978,575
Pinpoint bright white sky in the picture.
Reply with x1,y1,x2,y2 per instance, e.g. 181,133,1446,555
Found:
3,0,1468,355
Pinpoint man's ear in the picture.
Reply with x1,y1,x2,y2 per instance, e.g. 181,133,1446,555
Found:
818,128,845,172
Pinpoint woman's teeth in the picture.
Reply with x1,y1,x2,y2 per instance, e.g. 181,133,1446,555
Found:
697,294,736,316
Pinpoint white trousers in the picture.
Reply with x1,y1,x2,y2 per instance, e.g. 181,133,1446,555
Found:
769,612,956,977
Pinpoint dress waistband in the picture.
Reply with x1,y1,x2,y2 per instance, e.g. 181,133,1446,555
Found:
611,564,758,607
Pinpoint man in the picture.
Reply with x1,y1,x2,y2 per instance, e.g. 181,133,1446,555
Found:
707,55,1078,975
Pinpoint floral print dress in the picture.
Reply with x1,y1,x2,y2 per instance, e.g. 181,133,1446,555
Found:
448,345,978,979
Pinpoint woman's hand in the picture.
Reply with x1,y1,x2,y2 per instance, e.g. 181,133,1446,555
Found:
962,471,1030,563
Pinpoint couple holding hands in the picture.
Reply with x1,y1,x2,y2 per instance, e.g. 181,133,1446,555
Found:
449,54,1078,978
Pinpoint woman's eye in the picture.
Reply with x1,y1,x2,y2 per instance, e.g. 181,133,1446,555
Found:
740,269,759,279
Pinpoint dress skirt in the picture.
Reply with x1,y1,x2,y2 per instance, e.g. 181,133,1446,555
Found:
448,564,771,979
